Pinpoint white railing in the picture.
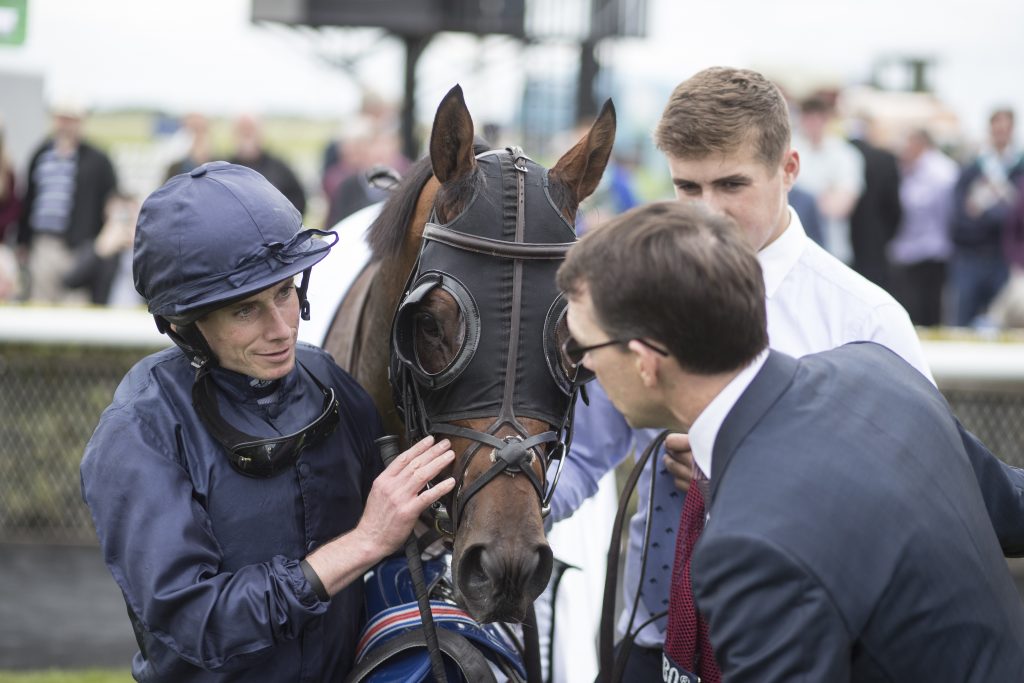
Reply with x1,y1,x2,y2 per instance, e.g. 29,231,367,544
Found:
0,305,171,348
1,304,1023,385
922,340,1024,386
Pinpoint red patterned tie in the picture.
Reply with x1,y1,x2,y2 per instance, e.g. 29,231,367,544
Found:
664,477,721,683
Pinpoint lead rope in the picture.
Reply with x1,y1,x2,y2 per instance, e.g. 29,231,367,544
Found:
598,430,671,682
375,435,449,683
524,603,543,683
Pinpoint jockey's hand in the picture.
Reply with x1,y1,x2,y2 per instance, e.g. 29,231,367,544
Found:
304,437,455,598
358,435,456,556
663,432,694,492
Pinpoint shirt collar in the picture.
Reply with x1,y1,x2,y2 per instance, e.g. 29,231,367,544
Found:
689,349,769,480
208,362,297,404
757,206,805,299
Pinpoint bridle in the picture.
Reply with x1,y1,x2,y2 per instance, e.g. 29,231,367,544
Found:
390,146,582,537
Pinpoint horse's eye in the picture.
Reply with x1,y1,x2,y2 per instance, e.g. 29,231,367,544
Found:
415,312,442,339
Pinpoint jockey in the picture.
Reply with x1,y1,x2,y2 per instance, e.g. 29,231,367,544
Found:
80,161,455,682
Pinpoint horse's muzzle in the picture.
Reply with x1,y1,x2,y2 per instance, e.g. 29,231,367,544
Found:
454,541,554,623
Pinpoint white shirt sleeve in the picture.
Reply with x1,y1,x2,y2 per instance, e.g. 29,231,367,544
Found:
853,301,935,385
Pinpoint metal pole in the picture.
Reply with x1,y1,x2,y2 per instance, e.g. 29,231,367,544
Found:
400,34,432,160
576,39,599,123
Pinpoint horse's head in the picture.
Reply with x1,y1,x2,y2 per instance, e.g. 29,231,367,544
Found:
384,85,615,623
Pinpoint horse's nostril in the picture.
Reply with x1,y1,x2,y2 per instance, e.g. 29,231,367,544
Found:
456,542,554,616
525,544,554,598
456,545,490,599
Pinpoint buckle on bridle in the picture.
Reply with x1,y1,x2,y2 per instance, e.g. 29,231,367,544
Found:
489,434,535,475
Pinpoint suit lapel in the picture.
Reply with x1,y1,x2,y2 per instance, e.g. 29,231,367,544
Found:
709,350,798,501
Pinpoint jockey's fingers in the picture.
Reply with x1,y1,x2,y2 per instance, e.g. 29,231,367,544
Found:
374,444,453,501
405,439,452,472
398,449,455,496
386,435,439,473
416,476,456,509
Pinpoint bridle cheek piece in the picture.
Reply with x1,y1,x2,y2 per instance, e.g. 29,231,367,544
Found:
389,147,583,537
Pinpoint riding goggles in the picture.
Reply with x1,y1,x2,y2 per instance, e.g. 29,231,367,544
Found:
192,362,340,478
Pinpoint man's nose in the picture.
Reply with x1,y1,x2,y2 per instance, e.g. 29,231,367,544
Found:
265,305,292,339
700,193,725,216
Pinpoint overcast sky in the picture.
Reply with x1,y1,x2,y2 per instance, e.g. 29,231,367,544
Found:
1,0,1022,146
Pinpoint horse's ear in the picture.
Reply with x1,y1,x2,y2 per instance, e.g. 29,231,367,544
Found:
430,85,477,184
550,99,617,203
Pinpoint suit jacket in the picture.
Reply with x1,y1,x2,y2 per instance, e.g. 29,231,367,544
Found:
691,343,1024,682
849,138,901,288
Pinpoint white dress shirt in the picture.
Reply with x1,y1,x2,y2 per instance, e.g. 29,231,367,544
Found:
762,208,933,383
690,350,770,481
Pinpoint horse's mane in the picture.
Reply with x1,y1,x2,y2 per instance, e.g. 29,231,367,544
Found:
367,139,492,261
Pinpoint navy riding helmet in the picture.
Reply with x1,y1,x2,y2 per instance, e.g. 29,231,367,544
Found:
134,160,337,364
133,161,341,478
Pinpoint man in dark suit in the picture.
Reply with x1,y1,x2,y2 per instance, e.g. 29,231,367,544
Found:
849,130,902,289
557,200,1024,681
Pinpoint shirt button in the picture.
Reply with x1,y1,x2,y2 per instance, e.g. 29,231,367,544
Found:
306,540,316,552
298,462,310,476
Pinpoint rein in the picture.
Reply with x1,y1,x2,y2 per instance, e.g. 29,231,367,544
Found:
598,430,671,683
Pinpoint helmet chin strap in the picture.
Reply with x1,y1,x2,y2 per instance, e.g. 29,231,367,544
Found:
154,315,216,369
298,268,312,321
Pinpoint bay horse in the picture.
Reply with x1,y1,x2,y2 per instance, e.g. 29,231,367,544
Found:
323,85,615,625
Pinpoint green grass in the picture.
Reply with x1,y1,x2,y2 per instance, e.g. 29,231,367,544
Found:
0,671,132,683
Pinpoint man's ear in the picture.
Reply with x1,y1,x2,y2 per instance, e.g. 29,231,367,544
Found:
781,148,800,190
629,339,662,388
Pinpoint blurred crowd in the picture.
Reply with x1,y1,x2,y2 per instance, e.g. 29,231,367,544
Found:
0,92,409,308
1,88,1023,330
787,98,1024,330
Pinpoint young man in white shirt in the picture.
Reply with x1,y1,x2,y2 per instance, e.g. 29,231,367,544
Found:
556,200,1024,682
550,66,930,681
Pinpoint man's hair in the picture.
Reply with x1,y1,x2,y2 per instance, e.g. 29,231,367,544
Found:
557,201,767,374
990,108,1015,125
653,67,791,167
799,96,831,116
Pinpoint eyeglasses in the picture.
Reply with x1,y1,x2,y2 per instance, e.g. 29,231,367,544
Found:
560,335,670,380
